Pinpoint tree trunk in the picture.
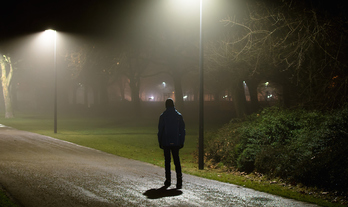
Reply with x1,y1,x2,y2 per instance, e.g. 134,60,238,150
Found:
129,77,141,116
281,83,293,108
213,90,220,102
94,87,99,107
0,56,14,118
84,84,89,108
246,79,260,113
100,78,109,107
2,85,13,118
10,82,17,110
231,80,247,118
118,77,126,101
72,85,77,106
172,72,184,111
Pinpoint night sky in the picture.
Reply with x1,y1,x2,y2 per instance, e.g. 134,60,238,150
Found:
1,0,346,46
0,0,261,41
0,0,132,41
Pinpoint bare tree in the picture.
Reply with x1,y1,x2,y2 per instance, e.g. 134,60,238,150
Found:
65,44,113,108
209,0,348,110
154,32,198,111
205,32,252,117
0,55,14,118
111,46,151,115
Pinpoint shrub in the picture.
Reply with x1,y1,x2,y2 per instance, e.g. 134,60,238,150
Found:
205,105,348,192
293,106,348,191
205,121,242,168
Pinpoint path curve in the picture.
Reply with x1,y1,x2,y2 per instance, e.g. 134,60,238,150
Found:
0,126,317,207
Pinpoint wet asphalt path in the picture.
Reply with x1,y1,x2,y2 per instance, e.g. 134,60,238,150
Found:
0,126,318,207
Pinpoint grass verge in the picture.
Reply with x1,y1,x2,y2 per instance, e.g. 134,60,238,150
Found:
0,187,17,207
0,113,345,207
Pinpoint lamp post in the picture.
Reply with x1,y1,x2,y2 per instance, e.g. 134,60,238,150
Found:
198,0,204,170
44,29,57,133
168,0,204,169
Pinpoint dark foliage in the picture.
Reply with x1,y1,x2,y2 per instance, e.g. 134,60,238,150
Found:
205,105,348,192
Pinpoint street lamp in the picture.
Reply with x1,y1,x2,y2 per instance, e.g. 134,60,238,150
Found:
168,0,204,169
198,0,204,170
44,29,57,133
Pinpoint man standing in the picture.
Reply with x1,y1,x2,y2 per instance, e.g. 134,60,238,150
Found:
158,98,185,189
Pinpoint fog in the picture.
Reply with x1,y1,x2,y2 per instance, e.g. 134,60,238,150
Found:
0,1,234,122
0,0,345,123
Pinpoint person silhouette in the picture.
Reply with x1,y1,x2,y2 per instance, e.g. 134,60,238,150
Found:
158,98,185,189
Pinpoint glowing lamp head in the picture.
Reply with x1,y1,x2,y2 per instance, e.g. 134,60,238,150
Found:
40,29,57,43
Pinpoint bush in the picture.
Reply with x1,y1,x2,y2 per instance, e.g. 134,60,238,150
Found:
205,121,242,168
294,106,348,191
205,105,348,192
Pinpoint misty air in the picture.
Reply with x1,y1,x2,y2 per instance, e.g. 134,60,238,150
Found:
0,0,347,206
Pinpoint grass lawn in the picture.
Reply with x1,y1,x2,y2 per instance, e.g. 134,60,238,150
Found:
0,112,344,207
0,187,17,207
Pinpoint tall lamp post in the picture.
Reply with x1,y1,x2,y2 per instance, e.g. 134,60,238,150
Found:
169,0,204,169
198,0,204,170
44,29,57,133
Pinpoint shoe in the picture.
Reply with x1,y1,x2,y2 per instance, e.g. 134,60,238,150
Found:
164,180,171,187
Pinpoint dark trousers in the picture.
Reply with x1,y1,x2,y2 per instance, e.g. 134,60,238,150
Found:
163,146,182,182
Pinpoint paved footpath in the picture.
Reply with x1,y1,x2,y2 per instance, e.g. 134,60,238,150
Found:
0,126,318,207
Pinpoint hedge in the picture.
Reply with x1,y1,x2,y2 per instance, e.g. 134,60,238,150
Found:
205,105,348,192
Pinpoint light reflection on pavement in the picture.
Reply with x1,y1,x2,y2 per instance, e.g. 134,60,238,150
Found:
0,126,318,207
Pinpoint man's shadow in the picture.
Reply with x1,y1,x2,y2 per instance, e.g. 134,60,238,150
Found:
143,186,183,199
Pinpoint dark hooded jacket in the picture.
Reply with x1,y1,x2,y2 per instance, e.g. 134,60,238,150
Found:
158,107,185,147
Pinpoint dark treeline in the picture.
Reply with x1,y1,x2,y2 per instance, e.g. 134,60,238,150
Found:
0,0,347,119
